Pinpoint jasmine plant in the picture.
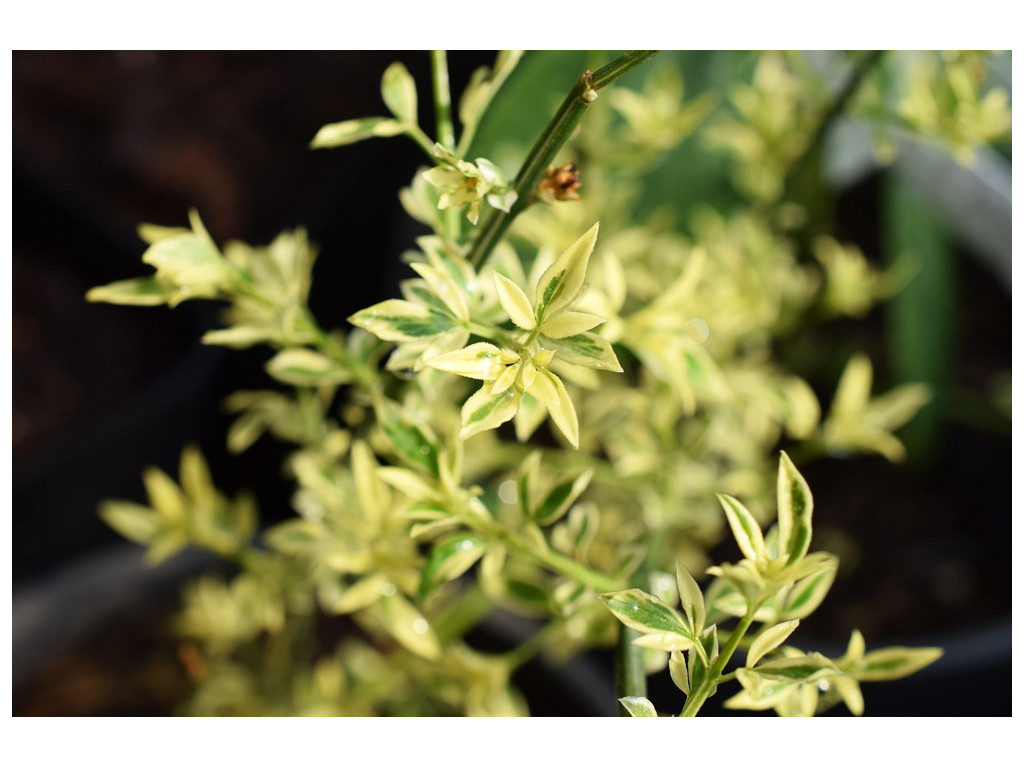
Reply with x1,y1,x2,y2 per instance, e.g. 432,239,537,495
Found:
88,50,1009,716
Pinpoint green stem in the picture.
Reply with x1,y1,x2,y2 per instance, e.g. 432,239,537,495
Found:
679,607,759,717
432,581,494,643
782,50,885,204
407,124,439,159
615,547,655,714
466,50,658,270
431,51,456,150
431,50,462,241
500,619,566,671
499,529,621,594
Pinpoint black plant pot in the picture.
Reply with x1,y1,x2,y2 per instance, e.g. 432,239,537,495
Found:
12,542,617,716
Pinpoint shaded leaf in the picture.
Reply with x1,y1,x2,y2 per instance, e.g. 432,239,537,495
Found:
381,61,418,124
747,619,800,669
619,696,658,717
310,117,406,148
418,535,487,599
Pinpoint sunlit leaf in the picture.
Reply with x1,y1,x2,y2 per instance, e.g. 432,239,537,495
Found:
534,222,599,321
493,273,536,330
460,384,521,440
717,493,767,563
545,332,623,372
777,451,813,565
349,299,456,342
600,588,694,642
529,370,579,448
855,646,943,682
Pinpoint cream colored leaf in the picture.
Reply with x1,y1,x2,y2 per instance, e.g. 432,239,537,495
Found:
381,61,418,124
493,273,536,330
377,593,441,661
747,619,800,669
460,384,521,440
539,311,605,339
529,370,579,448
534,222,599,321
424,342,505,380
619,696,658,717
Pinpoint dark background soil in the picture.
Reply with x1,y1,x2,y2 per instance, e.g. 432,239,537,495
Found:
12,51,1011,716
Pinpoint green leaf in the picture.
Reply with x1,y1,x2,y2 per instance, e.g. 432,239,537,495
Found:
310,117,406,148
517,450,542,519
85,276,175,306
418,535,487,600
751,652,839,684
266,349,350,387
600,588,694,642
747,619,800,669
533,468,593,527
675,560,706,635
777,452,813,565
855,646,943,682
780,557,838,619
381,61,418,124
349,299,455,342
460,384,521,440
545,332,623,372
717,493,767,564
379,404,440,477
619,696,658,717
534,222,599,321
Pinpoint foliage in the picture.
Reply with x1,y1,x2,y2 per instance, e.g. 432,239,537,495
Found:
88,50,1009,716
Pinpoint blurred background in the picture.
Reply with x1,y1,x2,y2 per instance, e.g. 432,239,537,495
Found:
12,51,1011,715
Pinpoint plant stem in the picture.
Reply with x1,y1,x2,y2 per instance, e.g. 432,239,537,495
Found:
431,51,456,151
466,51,658,270
782,50,885,203
499,529,621,594
431,50,462,241
432,581,494,643
679,607,759,717
614,549,655,714
615,626,647,715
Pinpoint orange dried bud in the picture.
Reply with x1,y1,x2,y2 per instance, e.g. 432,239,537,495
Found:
537,163,582,203
177,642,207,682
